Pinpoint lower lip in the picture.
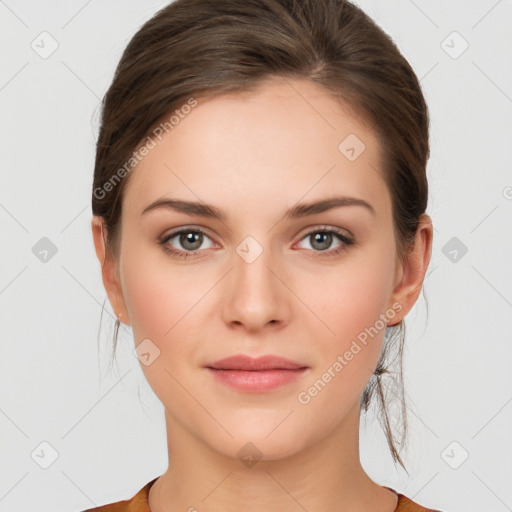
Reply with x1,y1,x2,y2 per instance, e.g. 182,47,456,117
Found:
206,368,308,392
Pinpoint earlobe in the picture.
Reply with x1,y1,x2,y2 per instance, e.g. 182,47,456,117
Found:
387,214,433,325
91,216,131,325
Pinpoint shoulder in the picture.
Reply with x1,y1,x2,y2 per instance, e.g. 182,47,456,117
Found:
81,478,158,512
395,493,443,512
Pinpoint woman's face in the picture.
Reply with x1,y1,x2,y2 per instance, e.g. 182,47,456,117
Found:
107,77,412,460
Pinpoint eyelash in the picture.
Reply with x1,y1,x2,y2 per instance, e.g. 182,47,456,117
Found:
159,225,356,260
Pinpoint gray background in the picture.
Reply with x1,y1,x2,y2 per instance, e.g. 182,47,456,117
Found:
1,1,511,511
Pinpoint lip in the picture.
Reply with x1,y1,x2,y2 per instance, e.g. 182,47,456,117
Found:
205,355,309,393
206,354,307,371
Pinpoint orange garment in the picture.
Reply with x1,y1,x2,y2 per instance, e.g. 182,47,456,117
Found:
82,478,442,511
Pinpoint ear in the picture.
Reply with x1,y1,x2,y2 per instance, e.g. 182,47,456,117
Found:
91,215,131,326
387,214,433,325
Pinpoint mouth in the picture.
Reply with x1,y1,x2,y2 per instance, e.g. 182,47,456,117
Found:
205,354,309,392
206,354,308,371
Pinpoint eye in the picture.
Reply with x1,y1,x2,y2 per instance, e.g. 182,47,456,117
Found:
159,227,216,258
295,226,355,255
159,225,355,260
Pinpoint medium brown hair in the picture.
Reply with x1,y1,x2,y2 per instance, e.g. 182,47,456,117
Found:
92,0,430,473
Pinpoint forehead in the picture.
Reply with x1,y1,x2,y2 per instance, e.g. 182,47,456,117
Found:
123,77,388,218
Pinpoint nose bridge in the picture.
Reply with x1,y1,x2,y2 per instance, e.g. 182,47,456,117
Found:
222,234,288,329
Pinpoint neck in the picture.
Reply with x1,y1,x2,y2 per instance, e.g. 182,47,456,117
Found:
148,400,398,512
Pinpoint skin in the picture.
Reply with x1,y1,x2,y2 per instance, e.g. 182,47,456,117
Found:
92,76,432,512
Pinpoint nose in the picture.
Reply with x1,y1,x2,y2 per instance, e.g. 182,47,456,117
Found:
221,240,290,332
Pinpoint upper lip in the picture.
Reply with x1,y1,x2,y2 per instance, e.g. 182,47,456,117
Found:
206,354,308,371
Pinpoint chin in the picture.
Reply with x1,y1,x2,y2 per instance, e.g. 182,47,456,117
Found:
206,424,312,465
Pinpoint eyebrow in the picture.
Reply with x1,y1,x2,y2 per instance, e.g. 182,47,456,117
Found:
140,195,376,220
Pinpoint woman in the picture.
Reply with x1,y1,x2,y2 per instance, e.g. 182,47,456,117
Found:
87,0,441,510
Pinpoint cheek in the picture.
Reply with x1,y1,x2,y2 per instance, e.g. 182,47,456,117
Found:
118,247,210,411
118,240,222,392
119,237,205,341
295,241,397,403
304,246,396,347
